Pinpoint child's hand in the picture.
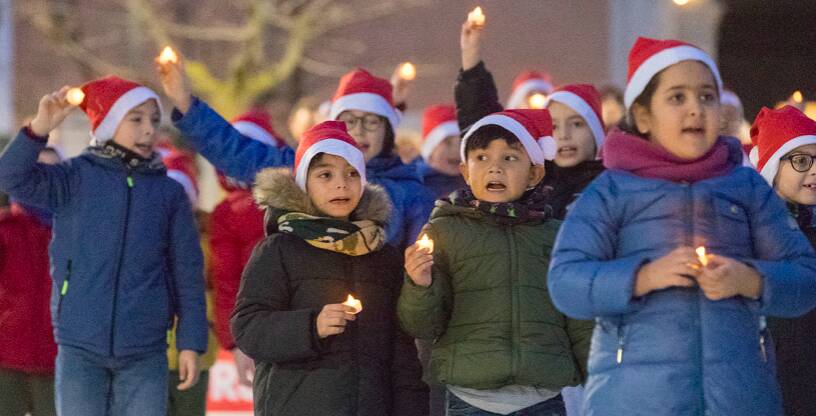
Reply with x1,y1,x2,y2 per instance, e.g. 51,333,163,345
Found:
460,20,484,71
404,243,433,287
176,349,201,390
390,64,415,107
697,254,763,301
155,51,192,113
315,303,357,339
232,348,255,387
634,246,699,297
30,87,75,137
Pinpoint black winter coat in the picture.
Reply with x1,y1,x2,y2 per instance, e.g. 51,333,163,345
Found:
454,61,604,219
231,168,428,416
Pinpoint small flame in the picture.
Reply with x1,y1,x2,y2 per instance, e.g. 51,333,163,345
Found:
468,6,485,26
793,90,804,104
66,88,85,106
528,93,547,109
399,62,417,80
696,246,708,267
158,46,178,64
673,0,690,6
342,294,363,314
417,234,434,254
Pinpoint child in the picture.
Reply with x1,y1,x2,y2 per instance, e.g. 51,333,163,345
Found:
750,105,816,416
0,78,208,416
399,109,593,416
416,104,467,198
506,70,554,110
457,19,605,219
547,37,816,415
230,121,428,416
156,58,434,250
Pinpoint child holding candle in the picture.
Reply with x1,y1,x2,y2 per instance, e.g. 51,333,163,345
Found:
399,108,593,416
749,105,816,416
0,77,208,416
547,38,816,415
457,18,606,219
156,57,434,251
231,121,427,416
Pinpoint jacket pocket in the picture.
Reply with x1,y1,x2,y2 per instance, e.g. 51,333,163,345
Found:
56,260,72,319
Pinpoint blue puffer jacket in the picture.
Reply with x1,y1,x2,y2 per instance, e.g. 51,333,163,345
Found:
172,98,434,249
547,141,816,415
0,129,207,358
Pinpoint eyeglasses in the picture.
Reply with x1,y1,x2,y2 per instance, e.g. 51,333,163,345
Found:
781,153,816,172
337,113,385,132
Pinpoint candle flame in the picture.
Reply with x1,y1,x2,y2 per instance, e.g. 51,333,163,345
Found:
158,46,178,64
342,294,363,314
66,88,85,106
399,62,416,80
417,233,434,254
468,6,485,26
696,246,708,267
673,0,690,6
793,90,804,104
528,93,547,109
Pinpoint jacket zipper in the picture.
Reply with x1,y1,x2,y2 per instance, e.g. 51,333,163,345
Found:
616,323,627,364
759,316,768,362
109,168,134,356
684,183,706,412
508,225,520,378
57,260,72,318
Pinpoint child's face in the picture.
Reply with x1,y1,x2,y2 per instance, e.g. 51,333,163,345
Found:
459,138,545,203
337,110,386,162
428,135,462,176
774,144,816,206
633,61,721,160
112,99,160,159
548,101,597,167
306,153,363,220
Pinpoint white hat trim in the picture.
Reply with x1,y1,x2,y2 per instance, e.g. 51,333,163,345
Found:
461,114,547,165
233,121,279,147
545,91,606,155
758,135,816,185
624,45,723,109
506,79,554,109
90,86,163,145
294,139,367,193
421,121,460,161
167,169,198,207
329,92,401,133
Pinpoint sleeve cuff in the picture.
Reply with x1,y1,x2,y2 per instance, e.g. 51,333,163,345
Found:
23,126,49,144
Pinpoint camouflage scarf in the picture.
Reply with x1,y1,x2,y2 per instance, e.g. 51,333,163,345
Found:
276,212,386,256
446,185,554,225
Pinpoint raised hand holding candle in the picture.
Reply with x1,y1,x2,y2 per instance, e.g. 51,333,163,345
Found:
66,88,85,106
467,7,485,27
696,246,709,267
528,93,547,109
158,46,179,65
342,294,363,314
416,234,434,254
399,62,416,80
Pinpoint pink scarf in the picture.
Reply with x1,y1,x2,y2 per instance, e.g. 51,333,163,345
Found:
602,131,738,183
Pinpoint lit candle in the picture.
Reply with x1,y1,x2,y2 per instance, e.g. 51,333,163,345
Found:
399,62,416,81
467,7,485,27
696,246,708,267
528,93,547,109
66,88,85,106
342,294,363,314
416,234,434,254
793,90,804,104
158,46,179,65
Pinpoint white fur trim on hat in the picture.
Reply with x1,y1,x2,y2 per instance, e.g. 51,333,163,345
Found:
167,170,198,208
461,114,549,165
90,86,163,145
538,136,557,160
758,135,816,185
624,45,723,109
233,121,277,147
421,121,460,161
294,139,367,193
545,91,605,154
329,93,401,134
506,79,554,109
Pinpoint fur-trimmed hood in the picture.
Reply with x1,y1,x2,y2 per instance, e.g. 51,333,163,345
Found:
252,167,392,229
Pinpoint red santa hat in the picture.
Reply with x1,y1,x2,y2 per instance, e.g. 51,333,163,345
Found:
294,121,367,193
420,104,460,161
749,106,816,184
506,70,554,109
78,76,163,145
329,69,400,134
231,108,284,148
544,84,606,153
163,150,199,208
461,109,556,166
624,37,722,109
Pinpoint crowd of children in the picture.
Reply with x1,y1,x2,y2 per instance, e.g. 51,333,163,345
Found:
3,7,816,416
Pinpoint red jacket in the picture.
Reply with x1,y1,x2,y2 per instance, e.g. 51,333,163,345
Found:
211,189,265,350
0,204,57,374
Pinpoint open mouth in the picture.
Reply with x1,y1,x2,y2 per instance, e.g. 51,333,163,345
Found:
803,184,816,190
558,146,577,157
134,143,153,154
486,181,507,192
682,127,705,135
